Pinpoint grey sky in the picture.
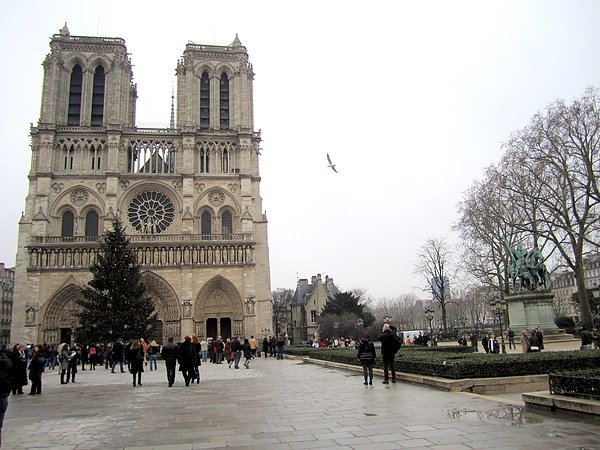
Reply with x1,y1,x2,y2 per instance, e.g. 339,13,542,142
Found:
1,1,599,299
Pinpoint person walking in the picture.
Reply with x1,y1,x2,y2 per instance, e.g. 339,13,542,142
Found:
488,334,500,354
481,334,490,353
225,338,234,368
231,336,242,369
520,331,529,353
148,340,160,371
469,332,478,353
10,344,27,394
0,349,13,447
128,340,144,386
88,344,98,370
507,328,515,350
111,340,125,373
178,336,197,386
276,335,285,360
357,332,376,385
192,335,201,383
200,338,208,363
581,326,593,350
528,330,541,352
160,336,179,387
242,338,252,369
67,346,79,383
59,344,70,384
262,337,269,358
249,336,258,358
28,346,45,395
378,324,401,384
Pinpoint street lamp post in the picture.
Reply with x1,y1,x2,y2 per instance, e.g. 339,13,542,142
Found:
490,298,508,354
424,307,435,334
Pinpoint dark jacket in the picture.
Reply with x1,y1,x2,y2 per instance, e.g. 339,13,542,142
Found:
127,345,144,374
28,352,45,382
231,338,242,353
161,342,179,362
242,341,252,359
378,330,401,358
0,356,13,398
178,340,197,370
357,339,376,364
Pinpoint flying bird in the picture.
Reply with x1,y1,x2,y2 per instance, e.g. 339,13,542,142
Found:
326,153,338,173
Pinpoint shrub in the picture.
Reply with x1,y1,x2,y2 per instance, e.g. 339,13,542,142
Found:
555,316,576,329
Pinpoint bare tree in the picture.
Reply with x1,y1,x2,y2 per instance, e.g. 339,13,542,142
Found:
272,288,293,336
500,88,600,328
414,238,454,331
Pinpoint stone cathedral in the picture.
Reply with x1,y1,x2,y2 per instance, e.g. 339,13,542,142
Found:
11,25,272,346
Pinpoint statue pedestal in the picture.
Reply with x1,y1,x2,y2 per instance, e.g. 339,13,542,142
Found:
507,290,561,336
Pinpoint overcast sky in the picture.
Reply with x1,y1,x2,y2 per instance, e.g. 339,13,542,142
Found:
1,1,600,300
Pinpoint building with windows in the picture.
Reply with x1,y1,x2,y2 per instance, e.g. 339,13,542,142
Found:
551,254,600,322
0,264,14,347
290,274,339,343
11,25,272,345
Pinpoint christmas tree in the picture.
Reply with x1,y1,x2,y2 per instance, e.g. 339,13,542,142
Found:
76,218,157,344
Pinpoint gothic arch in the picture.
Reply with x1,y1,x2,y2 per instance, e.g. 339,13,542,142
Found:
88,54,112,73
51,186,106,216
194,187,240,216
193,63,215,78
64,53,88,72
215,64,234,80
194,275,244,338
40,282,84,345
140,271,181,341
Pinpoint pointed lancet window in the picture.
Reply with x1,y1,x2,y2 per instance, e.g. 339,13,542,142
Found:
68,65,83,126
91,66,105,126
61,210,75,238
222,210,232,236
201,211,212,236
85,210,99,238
220,73,229,129
200,72,210,129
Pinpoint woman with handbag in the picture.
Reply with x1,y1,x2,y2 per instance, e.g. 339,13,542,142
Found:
128,340,144,386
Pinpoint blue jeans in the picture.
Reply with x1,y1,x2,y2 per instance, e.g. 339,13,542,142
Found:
234,351,241,368
201,351,208,362
276,347,284,359
149,354,157,371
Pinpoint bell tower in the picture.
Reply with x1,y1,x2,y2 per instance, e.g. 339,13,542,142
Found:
11,26,272,346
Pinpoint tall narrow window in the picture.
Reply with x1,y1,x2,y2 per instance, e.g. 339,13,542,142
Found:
91,66,105,126
89,145,101,170
200,72,210,129
222,211,232,236
201,211,212,236
219,73,229,129
85,210,99,238
64,145,75,170
61,211,75,238
67,65,83,126
221,149,229,173
200,149,210,173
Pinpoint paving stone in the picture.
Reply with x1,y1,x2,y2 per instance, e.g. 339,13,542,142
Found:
1,358,600,449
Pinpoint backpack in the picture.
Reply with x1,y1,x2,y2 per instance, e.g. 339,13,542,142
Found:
89,347,97,356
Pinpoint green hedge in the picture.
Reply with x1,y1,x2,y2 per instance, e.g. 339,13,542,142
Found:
286,346,600,380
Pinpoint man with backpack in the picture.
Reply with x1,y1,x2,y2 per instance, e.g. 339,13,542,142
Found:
378,323,402,384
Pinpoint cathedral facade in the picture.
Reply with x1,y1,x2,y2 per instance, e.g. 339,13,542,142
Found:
11,25,272,346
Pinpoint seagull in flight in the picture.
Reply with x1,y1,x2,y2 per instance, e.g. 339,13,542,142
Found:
327,153,338,173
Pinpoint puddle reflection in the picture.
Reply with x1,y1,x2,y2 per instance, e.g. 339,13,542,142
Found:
446,405,543,426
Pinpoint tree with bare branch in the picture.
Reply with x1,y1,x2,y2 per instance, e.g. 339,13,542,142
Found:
414,237,454,331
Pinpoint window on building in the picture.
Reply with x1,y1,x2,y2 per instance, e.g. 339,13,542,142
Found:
219,73,229,129
67,65,83,126
201,211,211,236
85,210,99,238
91,66,105,126
200,149,209,173
310,310,317,323
200,72,210,129
221,148,229,173
61,211,75,238
64,145,75,170
222,211,232,236
90,145,101,170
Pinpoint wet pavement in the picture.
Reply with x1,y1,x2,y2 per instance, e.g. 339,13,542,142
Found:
3,356,600,449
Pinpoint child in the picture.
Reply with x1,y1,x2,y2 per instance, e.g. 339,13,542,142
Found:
357,332,376,385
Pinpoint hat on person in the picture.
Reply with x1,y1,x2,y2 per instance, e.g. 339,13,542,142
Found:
184,335,191,341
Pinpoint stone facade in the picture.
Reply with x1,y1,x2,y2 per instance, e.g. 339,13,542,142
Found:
290,274,338,343
11,25,272,346
0,264,14,347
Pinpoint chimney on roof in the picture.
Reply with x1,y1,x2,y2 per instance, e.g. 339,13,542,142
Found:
298,278,308,286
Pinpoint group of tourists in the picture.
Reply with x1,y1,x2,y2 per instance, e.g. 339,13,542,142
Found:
356,323,403,386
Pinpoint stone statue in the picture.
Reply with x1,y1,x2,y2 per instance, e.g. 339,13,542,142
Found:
505,241,550,292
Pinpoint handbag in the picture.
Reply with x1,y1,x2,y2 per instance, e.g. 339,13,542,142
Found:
529,346,539,351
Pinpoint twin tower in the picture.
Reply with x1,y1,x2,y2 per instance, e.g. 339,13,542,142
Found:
12,24,272,345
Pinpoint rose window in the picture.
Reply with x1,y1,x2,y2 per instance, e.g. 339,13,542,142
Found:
128,191,175,234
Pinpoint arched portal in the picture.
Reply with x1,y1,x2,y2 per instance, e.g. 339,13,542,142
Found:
41,283,84,345
140,271,181,343
194,275,243,339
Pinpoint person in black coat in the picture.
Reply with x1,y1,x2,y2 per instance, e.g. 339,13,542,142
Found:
0,349,14,447
161,336,179,387
10,344,27,394
357,332,376,385
28,346,45,395
128,340,144,386
178,336,197,386
242,338,252,369
378,324,401,384
111,340,125,373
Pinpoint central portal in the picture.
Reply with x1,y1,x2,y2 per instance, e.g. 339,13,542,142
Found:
205,317,232,339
